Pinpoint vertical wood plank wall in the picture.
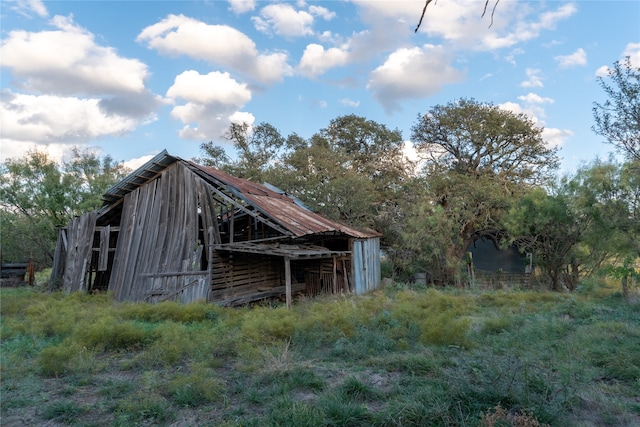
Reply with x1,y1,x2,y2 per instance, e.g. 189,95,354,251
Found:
108,163,214,302
62,212,97,293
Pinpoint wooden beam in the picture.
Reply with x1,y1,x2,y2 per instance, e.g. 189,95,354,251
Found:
333,257,338,294
284,257,292,309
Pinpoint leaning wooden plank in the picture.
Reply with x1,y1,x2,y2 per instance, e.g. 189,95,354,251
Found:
50,229,67,288
63,211,97,293
98,225,110,271
216,283,306,306
108,189,137,298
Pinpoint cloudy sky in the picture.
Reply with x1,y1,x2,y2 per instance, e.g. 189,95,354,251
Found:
1,0,638,172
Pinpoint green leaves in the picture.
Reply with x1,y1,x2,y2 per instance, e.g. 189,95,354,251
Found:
0,148,128,267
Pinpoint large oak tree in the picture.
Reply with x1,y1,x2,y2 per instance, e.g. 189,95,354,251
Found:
406,98,559,283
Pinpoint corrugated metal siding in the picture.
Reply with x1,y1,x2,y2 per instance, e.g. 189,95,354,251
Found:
351,237,381,295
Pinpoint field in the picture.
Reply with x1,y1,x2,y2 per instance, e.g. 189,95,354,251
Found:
1,281,639,426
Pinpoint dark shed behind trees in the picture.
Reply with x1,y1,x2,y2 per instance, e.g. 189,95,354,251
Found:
51,151,381,306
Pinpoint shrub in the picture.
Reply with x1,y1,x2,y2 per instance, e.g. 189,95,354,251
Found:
41,399,86,423
120,300,221,323
79,317,150,351
167,363,226,406
336,376,382,402
318,394,370,427
480,404,549,427
133,321,195,368
266,397,324,427
39,341,82,377
113,392,174,425
419,312,472,348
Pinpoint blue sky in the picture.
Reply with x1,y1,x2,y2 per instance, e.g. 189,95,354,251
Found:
1,0,639,174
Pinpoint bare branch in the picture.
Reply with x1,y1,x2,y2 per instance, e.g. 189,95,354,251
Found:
481,0,500,28
415,0,435,33
416,0,499,32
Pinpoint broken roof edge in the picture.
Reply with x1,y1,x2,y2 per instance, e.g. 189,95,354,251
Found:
102,149,179,204
99,149,381,239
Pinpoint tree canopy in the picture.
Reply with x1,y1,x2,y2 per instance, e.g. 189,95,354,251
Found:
0,149,127,268
404,98,559,283
592,57,640,162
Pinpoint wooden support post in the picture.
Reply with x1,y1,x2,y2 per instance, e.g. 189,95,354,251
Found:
229,211,235,243
284,257,292,309
342,259,349,293
333,257,338,294
207,226,214,302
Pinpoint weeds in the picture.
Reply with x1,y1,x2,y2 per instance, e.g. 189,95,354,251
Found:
1,284,639,426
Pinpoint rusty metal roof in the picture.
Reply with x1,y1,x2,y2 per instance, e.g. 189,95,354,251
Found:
99,150,379,239
190,163,380,239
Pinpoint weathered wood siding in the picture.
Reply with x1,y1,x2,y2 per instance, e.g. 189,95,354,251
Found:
108,163,216,302
351,237,381,295
209,252,282,304
62,212,97,293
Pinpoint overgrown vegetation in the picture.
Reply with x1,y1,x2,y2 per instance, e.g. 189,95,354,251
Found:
2,283,639,426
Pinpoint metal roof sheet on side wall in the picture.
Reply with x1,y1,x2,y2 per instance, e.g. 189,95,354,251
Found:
351,237,381,295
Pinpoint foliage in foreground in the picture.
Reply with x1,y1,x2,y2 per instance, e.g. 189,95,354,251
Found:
1,283,639,426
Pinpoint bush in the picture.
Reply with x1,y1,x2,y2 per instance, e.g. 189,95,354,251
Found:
41,399,86,423
39,341,82,377
79,317,150,351
167,363,226,406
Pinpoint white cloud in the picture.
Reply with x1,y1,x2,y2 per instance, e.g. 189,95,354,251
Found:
367,45,465,114
6,0,48,18
0,16,160,157
542,128,573,148
499,96,570,148
520,68,544,88
123,154,157,171
308,5,335,20
361,0,577,51
595,65,610,78
555,48,587,68
623,42,640,68
166,70,253,140
518,93,553,105
340,98,360,108
504,47,524,65
297,44,349,78
595,43,640,78
228,0,255,14
137,14,292,85
1,90,144,147
1,15,149,96
253,3,314,37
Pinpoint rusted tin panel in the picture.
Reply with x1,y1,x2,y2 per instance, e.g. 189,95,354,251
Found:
193,164,380,239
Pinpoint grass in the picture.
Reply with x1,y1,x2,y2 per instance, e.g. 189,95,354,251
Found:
1,282,639,426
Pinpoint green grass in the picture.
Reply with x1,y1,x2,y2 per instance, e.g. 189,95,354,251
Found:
1,284,639,426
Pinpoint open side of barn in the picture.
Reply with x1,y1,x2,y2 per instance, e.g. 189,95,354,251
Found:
51,151,381,306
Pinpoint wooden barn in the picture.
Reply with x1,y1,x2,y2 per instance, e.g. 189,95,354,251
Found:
51,150,381,306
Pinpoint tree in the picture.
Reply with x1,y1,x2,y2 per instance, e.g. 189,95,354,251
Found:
0,148,127,269
282,115,411,230
408,98,559,283
197,121,287,183
505,188,588,291
592,56,640,162
505,159,640,292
